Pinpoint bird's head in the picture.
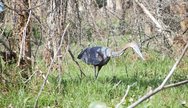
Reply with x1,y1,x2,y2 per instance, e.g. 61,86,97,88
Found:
125,42,145,60
110,42,145,60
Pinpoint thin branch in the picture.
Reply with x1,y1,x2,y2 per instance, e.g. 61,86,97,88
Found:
113,80,122,89
134,0,163,30
23,70,49,84
0,39,11,51
68,48,86,77
106,8,121,20
160,42,188,87
4,2,44,14
182,27,188,35
17,10,32,66
34,23,69,108
128,41,188,108
134,0,173,45
23,70,37,83
116,82,137,108
164,80,188,89
57,44,69,92
27,2,45,11
0,25,12,51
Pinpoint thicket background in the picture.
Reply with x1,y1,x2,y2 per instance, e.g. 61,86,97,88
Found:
0,0,188,107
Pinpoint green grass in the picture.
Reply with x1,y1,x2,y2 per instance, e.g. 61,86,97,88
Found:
0,49,188,108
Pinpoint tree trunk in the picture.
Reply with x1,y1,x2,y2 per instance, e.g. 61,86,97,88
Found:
14,0,32,76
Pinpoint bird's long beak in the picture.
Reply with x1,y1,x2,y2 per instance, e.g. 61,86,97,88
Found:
129,42,145,60
134,48,145,60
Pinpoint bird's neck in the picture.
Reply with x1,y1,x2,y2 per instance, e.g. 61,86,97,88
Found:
111,47,128,57
111,42,145,60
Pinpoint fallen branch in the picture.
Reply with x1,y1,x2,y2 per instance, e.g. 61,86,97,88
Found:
33,23,69,108
164,80,188,89
128,41,188,108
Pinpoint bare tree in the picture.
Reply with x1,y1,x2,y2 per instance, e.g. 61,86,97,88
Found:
14,0,32,77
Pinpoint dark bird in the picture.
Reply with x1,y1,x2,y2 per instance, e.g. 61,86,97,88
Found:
77,42,145,79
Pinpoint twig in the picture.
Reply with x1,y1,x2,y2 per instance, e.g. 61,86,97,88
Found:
27,2,45,11
134,0,173,45
33,23,69,108
0,39,11,51
116,82,137,108
164,80,188,89
17,69,26,83
134,0,163,30
23,70,49,84
68,48,86,78
17,10,32,66
182,27,188,35
106,8,121,20
57,44,69,92
160,43,188,87
0,26,11,51
4,2,44,15
23,70,37,83
113,80,122,89
128,41,188,108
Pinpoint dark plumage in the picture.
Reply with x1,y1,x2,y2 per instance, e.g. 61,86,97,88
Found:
78,46,111,78
78,42,145,79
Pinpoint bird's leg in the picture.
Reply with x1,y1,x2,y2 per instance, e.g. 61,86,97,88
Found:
95,66,102,79
94,66,97,79
98,66,102,72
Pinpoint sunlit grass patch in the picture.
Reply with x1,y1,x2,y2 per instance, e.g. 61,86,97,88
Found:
0,49,188,108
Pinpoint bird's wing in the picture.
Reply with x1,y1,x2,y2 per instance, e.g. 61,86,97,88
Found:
78,46,111,65
87,47,104,65
77,47,102,65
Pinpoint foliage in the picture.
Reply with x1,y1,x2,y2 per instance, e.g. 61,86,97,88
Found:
0,0,188,107
0,49,188,108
